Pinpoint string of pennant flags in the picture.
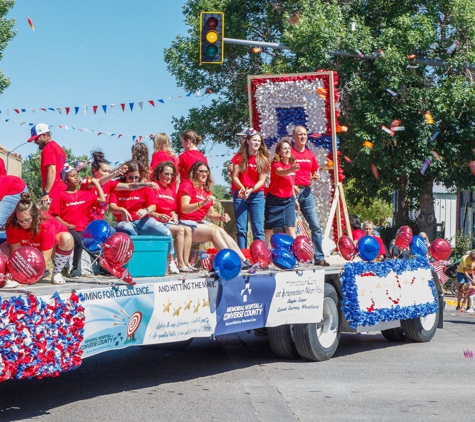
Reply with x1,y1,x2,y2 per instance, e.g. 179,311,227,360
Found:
0,90,213,116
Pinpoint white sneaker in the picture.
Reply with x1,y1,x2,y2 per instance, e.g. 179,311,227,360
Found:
168,260,179,274
51,273,66,285
466,308,475,313
3,279,19,288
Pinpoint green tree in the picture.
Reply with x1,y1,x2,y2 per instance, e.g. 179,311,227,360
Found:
166,0,475,241
0,0,15,95
22,147,90,199
212,183,232,200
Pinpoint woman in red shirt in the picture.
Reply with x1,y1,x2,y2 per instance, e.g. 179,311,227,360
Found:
1,193,74,285
0,158,28,228
49,168,106,278
231,129,270,248
151,162,194,272
178,161,252,270
109,161,178,274
264,140,300,244
151,133,179,173
178,130,208,182
131,142,152,181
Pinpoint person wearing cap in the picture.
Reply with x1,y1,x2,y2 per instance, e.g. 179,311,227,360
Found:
27,123,67,204
291,126,328,266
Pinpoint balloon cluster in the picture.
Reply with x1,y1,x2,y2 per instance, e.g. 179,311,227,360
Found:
82,220,135,285
0,248,46,286
338,235,380,262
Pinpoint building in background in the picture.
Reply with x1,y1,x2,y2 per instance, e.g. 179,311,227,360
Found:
0,145,23,177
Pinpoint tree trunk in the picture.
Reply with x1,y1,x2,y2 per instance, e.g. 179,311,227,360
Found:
417,179,436,241
394,175,410,233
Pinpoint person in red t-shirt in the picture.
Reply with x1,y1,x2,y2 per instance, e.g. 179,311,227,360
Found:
178,130,208,182
362,220,388,260
131,142,152,181
1,193,74,286
27,123,67,204
151,162,194,272
264,140,300,244
231,128,270,248
49,168,106,278
178,161,252,270
0,158,28,227
349,214,364,243
109,160,178,274
151,133,179,174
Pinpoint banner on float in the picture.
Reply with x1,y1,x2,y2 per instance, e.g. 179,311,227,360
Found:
80,280,218,358
266,270,325,327
143,278,218,344
214,274,276,335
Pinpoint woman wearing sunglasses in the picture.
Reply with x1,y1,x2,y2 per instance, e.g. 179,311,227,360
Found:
178,161,252,270
151,162,194,272
231,128,270,248
1,193,74,286
109,160,179,274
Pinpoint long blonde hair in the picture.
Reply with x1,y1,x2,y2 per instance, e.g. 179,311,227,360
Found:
131,142,150,179
153,133,176,157
237,132,270,174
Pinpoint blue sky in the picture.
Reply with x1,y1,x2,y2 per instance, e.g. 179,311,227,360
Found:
0,0,230,184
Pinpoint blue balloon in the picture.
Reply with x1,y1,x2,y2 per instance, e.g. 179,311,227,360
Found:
410,235,428,257
213,249,242,281
82,220,112,253
356,236,380,261
270,233,294,250
272,248,297,269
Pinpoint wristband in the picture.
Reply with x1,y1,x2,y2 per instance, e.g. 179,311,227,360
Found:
145,208,150,214
197,202,201,209
42,190,49,196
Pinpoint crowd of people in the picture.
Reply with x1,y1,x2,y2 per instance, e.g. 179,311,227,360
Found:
0,123,331,287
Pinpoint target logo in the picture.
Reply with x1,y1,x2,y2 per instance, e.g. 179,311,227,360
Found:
126,311,142,343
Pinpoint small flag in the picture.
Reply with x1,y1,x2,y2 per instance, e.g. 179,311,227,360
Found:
27,17,35,31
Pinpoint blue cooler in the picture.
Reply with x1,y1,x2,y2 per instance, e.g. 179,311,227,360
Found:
126,235,170,277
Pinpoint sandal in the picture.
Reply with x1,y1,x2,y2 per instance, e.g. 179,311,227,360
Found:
179,266,190,273
51,273,66,285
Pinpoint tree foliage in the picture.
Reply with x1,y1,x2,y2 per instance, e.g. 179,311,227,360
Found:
0,0,16,95
166,0,475,238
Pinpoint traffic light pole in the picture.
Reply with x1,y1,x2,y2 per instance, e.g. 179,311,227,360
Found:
223,38,475,70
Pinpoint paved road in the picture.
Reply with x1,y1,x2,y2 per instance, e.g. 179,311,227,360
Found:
0,304,473,422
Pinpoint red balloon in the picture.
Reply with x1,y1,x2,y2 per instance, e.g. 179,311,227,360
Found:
292,236,315,263
430,238,452,261
99,258,136,286
395,225,413,249
338,235,357,260
250,240,272,267
6,247,45,284
103,233,134,265
0,252,8,288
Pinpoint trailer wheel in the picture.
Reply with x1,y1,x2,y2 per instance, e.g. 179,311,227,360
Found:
140,338,193,350
293,283,340,362
267,325,299,359
381,327,406,342
400,308,439,342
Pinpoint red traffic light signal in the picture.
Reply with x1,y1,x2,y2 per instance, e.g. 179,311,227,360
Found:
200,12,224,64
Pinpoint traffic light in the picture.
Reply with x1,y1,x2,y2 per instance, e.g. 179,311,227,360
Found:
200,12,224,64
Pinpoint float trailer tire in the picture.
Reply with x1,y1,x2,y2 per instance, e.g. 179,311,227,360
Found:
381,327,406,342
267,325,300,359
400,308,439,343
293,283,341,362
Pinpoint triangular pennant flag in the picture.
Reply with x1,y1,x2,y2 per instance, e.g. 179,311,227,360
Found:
40,108,46,112
111,134,115,136
74,106,79,115
84,128,90,132
84,106,88,114
148,100,155,107
121,103,125,111
98,132,103,136
118,134,122,138
48,108,55,111
64,126,69,129
129,102,134,111
20,121,26,126
93,106,98,114
132,136,136,142
138,136,143,141
71,127,76,130
58,125,63,128
110,104,115,113
138,101,143,110
5,109,9,115
21,109,26,112
65,107,70,115
31,108,36,113
102,105,107,113
57,108,62,114
177,96,182,98
14,109,20,114
5,119,9,122
158,99,164,103
186,93,191,97
77,128,82,131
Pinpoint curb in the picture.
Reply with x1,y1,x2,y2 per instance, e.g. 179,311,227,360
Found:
444,298,458,307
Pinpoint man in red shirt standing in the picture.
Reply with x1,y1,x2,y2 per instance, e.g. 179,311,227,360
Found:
27,123,67,204
292,126,328,266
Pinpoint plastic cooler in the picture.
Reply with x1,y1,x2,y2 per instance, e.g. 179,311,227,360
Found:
126,235,170,277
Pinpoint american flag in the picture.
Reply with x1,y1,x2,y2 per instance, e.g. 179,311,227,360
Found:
199,250,216,270
430,260,450,284
296,214,310,237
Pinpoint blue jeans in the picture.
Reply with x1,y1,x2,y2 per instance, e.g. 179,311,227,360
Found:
0,187,28,227
233,190,265,249
115,217,174,256
296,186,324,262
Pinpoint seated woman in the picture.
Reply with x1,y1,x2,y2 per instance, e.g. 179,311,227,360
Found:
109,160,178,274
49,168,106,278
264,139,300,244
349,214,364,243
362,220,388,260
0,193,74,285
177,161,252,270
151,162,194,272
0,157,28,227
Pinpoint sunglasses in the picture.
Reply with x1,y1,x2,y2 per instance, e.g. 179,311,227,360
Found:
17,216,33,225
162,172,175,177
197,170,209,174
126,175,141,181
